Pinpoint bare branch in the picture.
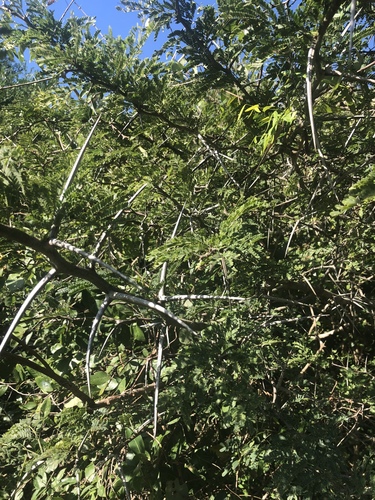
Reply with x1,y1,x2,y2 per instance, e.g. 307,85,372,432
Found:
154,327,166,437
161,294,248,302
306,47,323,154
0,269,56,356
95,383,156,407
197,134,241,189
50,239,144,291
49,116,101,239
59,0,75,22
93,183,148,257
159,205,185,301
348,0,357,61
324,67,375,85
0,75,56,90
109,291,196,335
86,296,112,397
305,0,346,181
2,351,97,408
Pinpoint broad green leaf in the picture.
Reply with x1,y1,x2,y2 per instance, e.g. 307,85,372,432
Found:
6,274,25,292
35,376,54,393
64,397,84,408
39,396,52,418
90,371,110,386
245,104,260,113
130,324,145,342
85,462,96,481
128,435,145,455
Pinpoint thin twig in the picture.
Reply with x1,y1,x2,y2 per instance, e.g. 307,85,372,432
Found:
116,459,131,500
284,218,301,258
59,0,75,22
0,75,56,90
59,116,101,204
315,326,344,339
92,182,147,255
161,294,248,302
324,67,375,85
155,207,185,436
262,315,328,328
306,47,338,203
93,183,148,257
357,60,375,72
153,327,166,437
49,239,144,290
49,116,101,239
348,0,357,62
75,431,90,499
11,460,45,500
305,2,346,204
86,296,112,397
341,6,362,38
306,47,322,154
197,134,241,189
345,118,362,148
95,383,156,406
158,205,185,301
300,337,326,374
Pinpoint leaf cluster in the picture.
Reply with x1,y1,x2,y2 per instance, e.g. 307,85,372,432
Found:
0,0,375,498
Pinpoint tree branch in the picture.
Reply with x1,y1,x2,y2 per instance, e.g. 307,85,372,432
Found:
0,224,197,334
2,351,97,409
0,223,115,293
312,0,347,76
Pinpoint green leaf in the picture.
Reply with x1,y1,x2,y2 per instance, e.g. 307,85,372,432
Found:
128,435,145,455
245,104,261,113
85,462,96,482
130,324,145,342
97,480,106,497
6,273,25,292
39,396,52,418
64,397,84,408
35,376,54,393
90,371,110,386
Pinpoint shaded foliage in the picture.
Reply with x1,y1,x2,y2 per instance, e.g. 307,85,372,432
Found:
0,0,375,498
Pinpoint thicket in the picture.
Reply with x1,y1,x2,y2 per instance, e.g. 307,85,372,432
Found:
0,0,374,498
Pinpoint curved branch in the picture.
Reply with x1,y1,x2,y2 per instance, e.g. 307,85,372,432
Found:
49,116,101,239
0,223,115,293
2,352,97,409
0,269,56,356
0,224,197,334
109,291,196,335
93,183,148,258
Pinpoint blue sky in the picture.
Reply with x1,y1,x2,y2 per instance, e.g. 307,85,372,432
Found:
49,0,141,36
46,1,307,60
47,0,187,57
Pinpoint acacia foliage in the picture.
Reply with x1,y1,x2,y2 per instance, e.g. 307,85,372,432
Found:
0,0,374,498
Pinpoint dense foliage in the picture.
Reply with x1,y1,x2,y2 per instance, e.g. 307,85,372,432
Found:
0,0,374,498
